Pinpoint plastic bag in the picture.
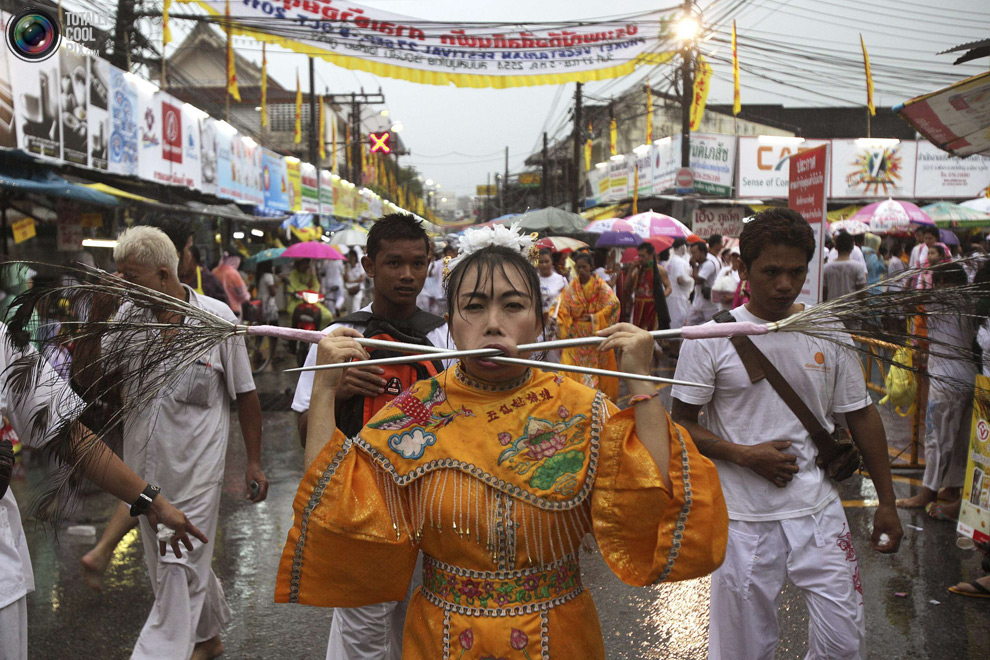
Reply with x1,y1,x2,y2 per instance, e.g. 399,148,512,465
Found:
878,347,917,416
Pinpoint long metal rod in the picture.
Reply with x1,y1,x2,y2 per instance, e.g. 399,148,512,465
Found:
285,350,710,388
240,320,776,359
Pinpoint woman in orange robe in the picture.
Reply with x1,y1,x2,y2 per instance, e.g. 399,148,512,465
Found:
276,233,727,659
554,251,621,401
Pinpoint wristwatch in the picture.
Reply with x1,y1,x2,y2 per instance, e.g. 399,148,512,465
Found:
129,484,161,517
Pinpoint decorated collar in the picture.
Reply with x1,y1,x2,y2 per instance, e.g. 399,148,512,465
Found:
355,369,604,510
454,362,532,393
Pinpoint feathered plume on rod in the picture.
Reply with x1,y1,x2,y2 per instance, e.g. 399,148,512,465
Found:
3,257,990,522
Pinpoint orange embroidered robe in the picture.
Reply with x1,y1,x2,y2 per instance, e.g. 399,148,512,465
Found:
275,366,727,659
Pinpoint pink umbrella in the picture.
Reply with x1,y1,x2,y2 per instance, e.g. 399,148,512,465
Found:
281,241,346,260
624,211,698,240
585,218,639,234
850,199,934,234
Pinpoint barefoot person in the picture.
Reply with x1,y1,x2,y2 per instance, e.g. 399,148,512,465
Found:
274,224,727,658
672,208,903,660
0,321,206,660
78,226,268,660
896,264,976,521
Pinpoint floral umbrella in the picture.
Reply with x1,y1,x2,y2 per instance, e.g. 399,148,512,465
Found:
850,199,934,234
828,219,871,236
624,211,696,239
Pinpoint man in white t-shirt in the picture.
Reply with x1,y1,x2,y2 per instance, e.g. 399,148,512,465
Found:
292,214,455,660
686,240,720,325
671,208,902,660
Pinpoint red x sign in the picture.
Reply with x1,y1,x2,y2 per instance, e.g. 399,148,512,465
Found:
369,132,391,153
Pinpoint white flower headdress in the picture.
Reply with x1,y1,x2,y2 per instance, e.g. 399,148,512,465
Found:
442,222,539,285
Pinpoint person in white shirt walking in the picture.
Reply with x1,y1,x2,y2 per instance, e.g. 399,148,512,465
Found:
78,226,267,660
686,240,721,325
665,238,694,329
672,208,902,660
0,322,205,660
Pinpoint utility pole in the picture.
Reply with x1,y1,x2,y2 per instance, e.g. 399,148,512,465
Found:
503,146,509,213
485,173,491,222
323,91,386,185
680,0,693,167
541,132,549,208
308,57,318,166
351,93,361,185
571,82,582,212
109,0,137,69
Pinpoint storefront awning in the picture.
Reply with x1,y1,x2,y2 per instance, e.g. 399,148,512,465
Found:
0,169,119,207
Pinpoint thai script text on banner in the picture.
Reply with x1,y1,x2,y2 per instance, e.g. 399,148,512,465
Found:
180,0,677,88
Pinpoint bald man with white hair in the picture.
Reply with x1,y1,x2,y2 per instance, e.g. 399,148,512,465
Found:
90,226,267,660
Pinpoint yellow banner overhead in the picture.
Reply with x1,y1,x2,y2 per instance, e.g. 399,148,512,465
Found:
689,55,712,131
180,1,677,88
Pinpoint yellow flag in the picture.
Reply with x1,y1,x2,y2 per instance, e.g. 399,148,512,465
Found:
294,70,302,144
584,121,592,171
318,99,326,159
732,21,741,116
163,0,172,46
331,116,338,172
632,165,639,215
224,0,240,101
260,43,267,127
609,117,617,156
688,55,712,131
645,81,653,143
860,34,875,116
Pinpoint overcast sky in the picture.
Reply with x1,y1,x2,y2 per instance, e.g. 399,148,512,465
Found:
122,1,990,196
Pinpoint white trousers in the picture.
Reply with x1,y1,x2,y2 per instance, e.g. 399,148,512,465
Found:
132,484,231,660
325,555,421,660
687,300,718,326
667,294,689,330
922,389,972,492
0,596,27,660
709,499,864,660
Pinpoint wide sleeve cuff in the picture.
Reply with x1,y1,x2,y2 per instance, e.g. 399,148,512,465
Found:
275,429,418,607
592,407,727,587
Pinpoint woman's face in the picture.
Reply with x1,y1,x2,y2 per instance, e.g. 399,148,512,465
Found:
575,259,592,283
538,254,554,276
450,263,542,383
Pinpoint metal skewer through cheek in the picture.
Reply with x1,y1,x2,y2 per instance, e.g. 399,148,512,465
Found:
285,348,711,388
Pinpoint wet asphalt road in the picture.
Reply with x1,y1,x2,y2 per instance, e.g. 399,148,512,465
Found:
14,355,990,659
